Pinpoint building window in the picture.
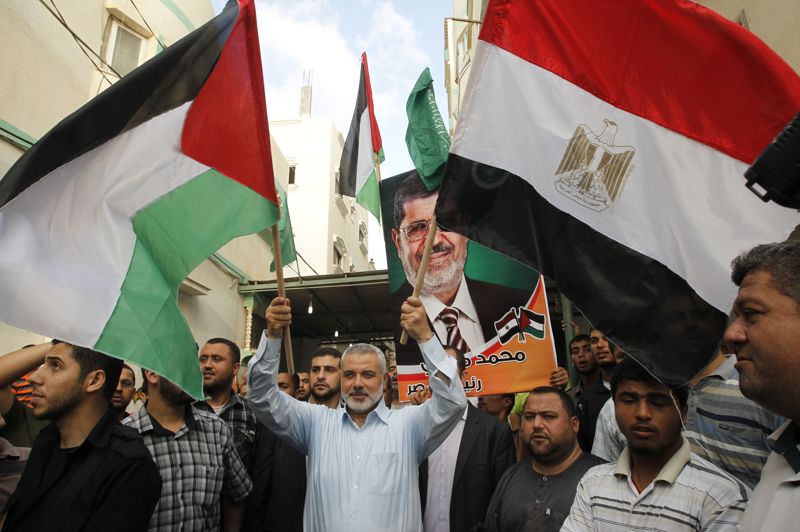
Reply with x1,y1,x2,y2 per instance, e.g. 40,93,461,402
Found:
288,165,296,185
106,20,145,77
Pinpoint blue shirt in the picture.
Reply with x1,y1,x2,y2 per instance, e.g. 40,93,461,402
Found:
247,334,467,532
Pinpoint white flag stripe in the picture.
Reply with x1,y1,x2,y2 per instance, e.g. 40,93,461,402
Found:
452,43,798,313
0,103,209,346
354,106,375,194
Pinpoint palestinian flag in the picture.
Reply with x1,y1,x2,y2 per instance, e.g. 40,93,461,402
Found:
518,308,545,340
436,0,800,384
339,52,383,221
0,0,277,398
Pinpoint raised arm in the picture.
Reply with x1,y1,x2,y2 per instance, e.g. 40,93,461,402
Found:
0,343,50,388
401,297,468,460
247,297,317,454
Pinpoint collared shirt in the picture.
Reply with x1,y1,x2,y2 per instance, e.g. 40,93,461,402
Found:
739,421,800,531
124,405,253,532
194,394,258,468
562,437,749,531
591,356,784,488
485,453,605,532
423,405,468,532
248,333,467,532
421,273,485,351
3,408,161,532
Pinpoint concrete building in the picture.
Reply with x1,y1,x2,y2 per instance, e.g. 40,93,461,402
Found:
0,1,286,359
269,84,373,278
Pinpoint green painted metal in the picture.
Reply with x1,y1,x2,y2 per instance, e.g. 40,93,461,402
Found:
0,119,36,150
159,0,195,31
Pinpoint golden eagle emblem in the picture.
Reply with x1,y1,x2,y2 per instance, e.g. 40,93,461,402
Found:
554,120,635,211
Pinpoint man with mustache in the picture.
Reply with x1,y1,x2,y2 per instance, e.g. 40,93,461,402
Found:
111,364,136,421
724,241,800,531
295,372,311,402
484,387,604,531
248,295,467,531
124,369,252,531
390,173,530,359
562,358,748,530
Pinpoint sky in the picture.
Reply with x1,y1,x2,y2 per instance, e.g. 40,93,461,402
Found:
212,0,453,268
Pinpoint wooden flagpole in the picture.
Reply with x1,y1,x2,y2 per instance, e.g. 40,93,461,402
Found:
399,214,438,345
373,151,383,183
271,222,295,375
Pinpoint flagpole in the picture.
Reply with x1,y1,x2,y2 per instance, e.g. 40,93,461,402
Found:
271,223,295,375
399,214,438,345
373,151,383,182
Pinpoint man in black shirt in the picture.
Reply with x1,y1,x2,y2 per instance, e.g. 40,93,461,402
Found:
0,342,161,531
485,387,605,532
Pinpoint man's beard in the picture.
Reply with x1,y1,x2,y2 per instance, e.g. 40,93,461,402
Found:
160,379,194,405
203,373,234,397
344,387,383,414
311,384,340,403
401,243,466,295
32,383,83,421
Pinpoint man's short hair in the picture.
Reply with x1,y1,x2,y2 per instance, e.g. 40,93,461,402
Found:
52,340,123,402
342,344,387,374
568,334,591,350
121,363,134,378
610,357,688,409
393,173,436,228
205,337,241,364
731,240,800,307
442,345,466,375
529,386,576,418
311,346,342,363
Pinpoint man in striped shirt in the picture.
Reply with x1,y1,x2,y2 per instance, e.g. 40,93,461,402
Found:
562,358,748,531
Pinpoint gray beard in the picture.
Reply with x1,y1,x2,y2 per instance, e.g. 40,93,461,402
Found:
402,256,465,296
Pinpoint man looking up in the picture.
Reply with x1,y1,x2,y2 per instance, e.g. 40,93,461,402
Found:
485,387,604,531
295,372,311,401
248,296,467,531
724,241,800,530
308,347,342,408
111,363,136,421
566,334,598,405
124,370,252,531
0,342,161,531
576,328,616,451
562,358,748,530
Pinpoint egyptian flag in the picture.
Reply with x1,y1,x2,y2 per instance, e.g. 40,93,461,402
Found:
0,0,277,398
435,0,800,383
339,52,384,221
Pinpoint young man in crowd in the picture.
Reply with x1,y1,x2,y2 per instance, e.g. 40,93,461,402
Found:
276,372,298,396
295,371,311,401
724,241,800,530
248,295,467,531
111,363,136,421
566,334,598,405
576,328,617,451
562,358,748,530
124,368,252,531
485,387,605,531
477,393,515,424
0,342,161,531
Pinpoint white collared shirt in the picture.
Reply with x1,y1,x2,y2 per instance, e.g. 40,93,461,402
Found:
420,274,485,352
423,405,469,532
247,333,467,532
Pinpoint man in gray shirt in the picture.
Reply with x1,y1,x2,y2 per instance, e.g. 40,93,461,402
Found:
484,387,604,531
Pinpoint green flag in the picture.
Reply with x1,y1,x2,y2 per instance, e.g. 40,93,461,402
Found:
268,184,297,272
405,67,450,190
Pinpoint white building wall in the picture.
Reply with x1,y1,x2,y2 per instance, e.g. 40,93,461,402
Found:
270,115,371,276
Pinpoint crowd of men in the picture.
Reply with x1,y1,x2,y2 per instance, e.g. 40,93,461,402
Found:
0,239,796,531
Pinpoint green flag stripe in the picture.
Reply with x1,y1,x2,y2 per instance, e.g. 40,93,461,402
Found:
356,169,381,222
95,169,279,398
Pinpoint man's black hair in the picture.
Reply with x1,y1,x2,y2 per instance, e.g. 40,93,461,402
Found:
529,386,576,418
610,357,688,409
120,363,134,378
205,337,241,364
393,172,436,228
311,346,343,362
52,340,123,402
568,334,591,350
731,240,800,306
292,373,300,390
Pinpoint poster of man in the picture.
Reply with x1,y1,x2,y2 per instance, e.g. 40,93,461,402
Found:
381,170,558,400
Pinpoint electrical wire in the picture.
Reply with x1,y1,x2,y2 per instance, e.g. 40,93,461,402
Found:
129,0,167,51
